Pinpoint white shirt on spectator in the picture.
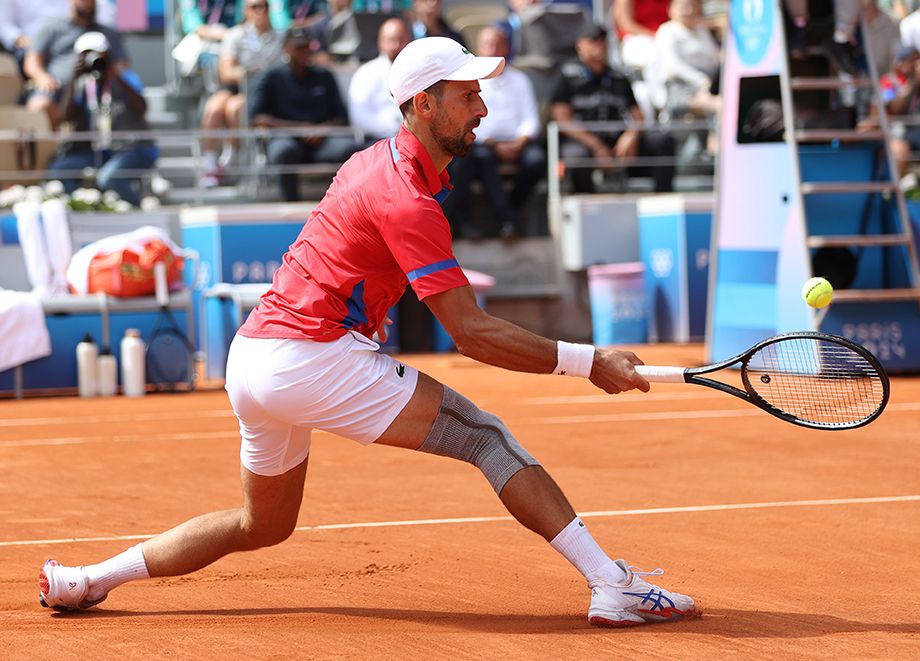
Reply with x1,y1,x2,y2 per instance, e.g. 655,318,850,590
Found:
653,18,720,93
0,0,116,51
474,65,540,142
347,54,403,140
901,10,920,51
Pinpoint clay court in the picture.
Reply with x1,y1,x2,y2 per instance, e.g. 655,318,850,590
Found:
2,342,919,659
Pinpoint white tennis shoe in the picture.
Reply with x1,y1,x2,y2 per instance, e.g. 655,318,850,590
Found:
38,559,106,611
587,559,699,627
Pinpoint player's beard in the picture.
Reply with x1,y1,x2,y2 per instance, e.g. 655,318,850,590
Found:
432,113,478,157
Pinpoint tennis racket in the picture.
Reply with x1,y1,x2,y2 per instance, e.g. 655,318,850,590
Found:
146,262,197,392
635,332,889,430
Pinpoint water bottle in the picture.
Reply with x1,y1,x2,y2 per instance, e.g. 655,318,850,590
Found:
120,328,146,398
76,333,98,397
97,347,117,397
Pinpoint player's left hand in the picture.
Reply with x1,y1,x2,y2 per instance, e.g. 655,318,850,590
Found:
374,316,394,343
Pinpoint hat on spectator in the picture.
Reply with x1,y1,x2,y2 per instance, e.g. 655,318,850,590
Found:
895,44,918,63
74,31,109,54
388,36,504,106
284,26,312,46
577,23,608,41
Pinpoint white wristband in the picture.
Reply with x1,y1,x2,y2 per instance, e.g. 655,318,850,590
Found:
553,341,595,377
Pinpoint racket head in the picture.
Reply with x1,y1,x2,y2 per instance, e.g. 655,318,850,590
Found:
739,332,889,430
146,309,197,392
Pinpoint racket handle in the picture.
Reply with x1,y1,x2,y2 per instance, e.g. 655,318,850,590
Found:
635,365,687,383
154,262,169,307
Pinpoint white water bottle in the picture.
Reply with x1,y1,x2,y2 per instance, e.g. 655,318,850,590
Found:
120,328,146,397
97,348,117,397
76,333,98,397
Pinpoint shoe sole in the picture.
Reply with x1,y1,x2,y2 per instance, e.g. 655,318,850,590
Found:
589,606,702,627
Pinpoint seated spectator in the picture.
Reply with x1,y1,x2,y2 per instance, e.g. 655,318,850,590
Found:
550,23,675,194
494,0,542,60
199,0,284,188
859,45,920,177
249,26,360,201
46,32,158,206
352,0,411,12
444,26,546,239
0,0,112,78
611,0,670,72
654,0,720,120
23,0,127,130
269,0,329,31
410,0,465,45
299,0,360,63
864,0,899,77
175,0,242,88
347,17,411,142
784,0,861,75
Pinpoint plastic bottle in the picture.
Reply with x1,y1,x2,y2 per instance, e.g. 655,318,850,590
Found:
120,328,146,398
76,333,98,397
97,347,117,397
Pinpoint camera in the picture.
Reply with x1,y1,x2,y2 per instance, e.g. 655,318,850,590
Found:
83,50,108,74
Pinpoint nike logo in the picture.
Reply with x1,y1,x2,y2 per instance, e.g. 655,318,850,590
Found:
395,364,405,378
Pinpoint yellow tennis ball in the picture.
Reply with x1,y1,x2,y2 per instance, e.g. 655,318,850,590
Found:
802,276,834,308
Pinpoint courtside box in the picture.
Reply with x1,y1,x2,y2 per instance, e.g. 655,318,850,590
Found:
637,193,713,343
181,203,316,378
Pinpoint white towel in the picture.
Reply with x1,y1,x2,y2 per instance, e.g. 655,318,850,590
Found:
13,200,51,294
0,289,52,373
40,198,73,295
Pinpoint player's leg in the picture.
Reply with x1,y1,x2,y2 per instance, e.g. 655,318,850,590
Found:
375,374,698,626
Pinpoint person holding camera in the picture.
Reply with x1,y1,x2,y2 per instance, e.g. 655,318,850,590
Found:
45,31,158,207
23,0,127,130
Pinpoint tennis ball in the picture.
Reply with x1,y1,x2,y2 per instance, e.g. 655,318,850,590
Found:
802,276,834,308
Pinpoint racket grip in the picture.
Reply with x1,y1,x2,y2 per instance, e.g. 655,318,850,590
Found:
154,262,169,307
635,365,687,383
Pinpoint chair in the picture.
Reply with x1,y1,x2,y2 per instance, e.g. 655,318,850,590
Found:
516,4,591,71
0,105,58,185
0,53,21,106
444,3,507,29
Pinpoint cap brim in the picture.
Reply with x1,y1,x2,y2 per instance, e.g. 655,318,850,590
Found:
443,56,505,82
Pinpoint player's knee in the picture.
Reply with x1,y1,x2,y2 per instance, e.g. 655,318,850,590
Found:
416,386,541,494
239,512,297,550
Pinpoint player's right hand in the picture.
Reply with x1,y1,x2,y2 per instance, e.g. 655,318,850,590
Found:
589,348,650,394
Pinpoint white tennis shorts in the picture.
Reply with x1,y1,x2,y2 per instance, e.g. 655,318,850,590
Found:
224,332,419,477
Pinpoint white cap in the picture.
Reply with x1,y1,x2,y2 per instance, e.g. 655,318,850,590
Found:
74,31,110,54
388,37,504,106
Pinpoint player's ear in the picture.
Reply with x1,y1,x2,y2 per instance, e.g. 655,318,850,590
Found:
412,91,433,116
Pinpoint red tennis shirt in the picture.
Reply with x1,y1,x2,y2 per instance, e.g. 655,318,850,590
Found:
238,126,470,342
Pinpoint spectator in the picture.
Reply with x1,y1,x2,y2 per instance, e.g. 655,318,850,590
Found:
175,0,241,90
269,0,329,31
0,0,114,78
654,0,721,120
611,0,670,72
864,0,901,77
45,32,157,206
352,0,412,12
300,0,359,63
249,26,360,201
23,0,127,130
784,0,861,74
410,0,465,45
550,23,675,194
859,45,920,176
444,26,546,239
494,0,542,60
347,17,411,142
199,0,284,188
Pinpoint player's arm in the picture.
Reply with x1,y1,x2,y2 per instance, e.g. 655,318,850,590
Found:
425,285,649,394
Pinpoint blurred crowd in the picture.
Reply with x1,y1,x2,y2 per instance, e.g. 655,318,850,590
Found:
4,0,920,236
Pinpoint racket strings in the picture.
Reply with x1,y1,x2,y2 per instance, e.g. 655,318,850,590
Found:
743,338,885,427
147,330,195,390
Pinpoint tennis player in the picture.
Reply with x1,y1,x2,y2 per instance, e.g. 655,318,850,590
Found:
38,37,698,627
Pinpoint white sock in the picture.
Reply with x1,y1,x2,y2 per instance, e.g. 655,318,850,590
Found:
549,517,627,584
83,544,150,601
202,151,219,171
833,30,850,44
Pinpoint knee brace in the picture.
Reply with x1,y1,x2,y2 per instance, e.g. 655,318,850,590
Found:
417,386,541,494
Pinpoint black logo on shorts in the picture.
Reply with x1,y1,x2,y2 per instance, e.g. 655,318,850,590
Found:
396,364,406,378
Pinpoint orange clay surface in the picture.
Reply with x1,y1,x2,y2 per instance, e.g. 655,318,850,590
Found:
1,343,919,659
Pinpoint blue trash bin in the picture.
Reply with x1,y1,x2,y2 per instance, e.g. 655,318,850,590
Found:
587,262,647,345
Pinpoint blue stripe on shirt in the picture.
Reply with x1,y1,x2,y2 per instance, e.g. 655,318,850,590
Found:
407,259,460,282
